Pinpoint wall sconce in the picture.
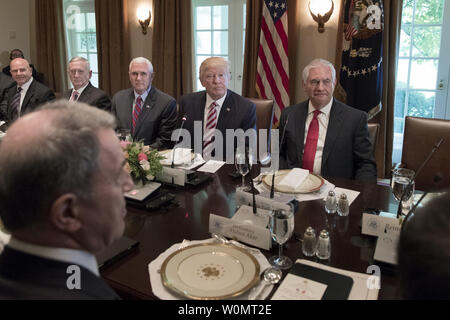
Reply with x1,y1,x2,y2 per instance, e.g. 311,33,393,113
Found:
309,0,334,33
137,6,151,35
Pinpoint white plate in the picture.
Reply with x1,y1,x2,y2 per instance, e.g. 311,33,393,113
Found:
161,243,260,300
263,169,325,194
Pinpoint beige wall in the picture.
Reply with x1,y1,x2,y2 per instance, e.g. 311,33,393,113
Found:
128,0,153,61
0,0,35,69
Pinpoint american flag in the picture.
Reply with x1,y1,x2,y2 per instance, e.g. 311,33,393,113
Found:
256,0,290,124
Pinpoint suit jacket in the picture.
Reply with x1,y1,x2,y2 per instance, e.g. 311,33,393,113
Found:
279,99,377,183
0,247,120,300
0,79,55,127
178,90,257,158
63,82,111,111
112,86,177,150
0,74,14,122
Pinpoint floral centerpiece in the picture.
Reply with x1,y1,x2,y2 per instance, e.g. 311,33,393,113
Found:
120,140,164,185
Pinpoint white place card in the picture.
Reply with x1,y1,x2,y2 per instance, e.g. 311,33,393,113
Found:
361,211,400,237
271,273,328,300
209,211,272,250
197,160,225,173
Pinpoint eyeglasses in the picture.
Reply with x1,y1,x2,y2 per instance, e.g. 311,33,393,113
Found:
309,79,332,87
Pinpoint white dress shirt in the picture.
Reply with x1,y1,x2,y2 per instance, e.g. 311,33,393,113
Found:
133,85,151,115
303,99,333,175
7,237,100,276
18,77,34,114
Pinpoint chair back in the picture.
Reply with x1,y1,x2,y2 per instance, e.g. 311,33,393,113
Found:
368,123,380,157
402,116,450,192
247,97,274,155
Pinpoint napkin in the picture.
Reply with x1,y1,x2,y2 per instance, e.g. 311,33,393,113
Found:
278,168,309,190
160,148,193,166
148,238,273,300
0,230,10,253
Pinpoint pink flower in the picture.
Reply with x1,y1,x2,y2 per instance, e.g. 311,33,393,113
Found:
138,152,148,162
120,140,131,149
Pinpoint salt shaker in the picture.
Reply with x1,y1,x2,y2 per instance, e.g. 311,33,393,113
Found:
302,227,317,257
325,190,337,214
337,193,349,217
316,230,331,260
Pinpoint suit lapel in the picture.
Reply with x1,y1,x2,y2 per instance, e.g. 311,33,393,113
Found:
21,80,36,113
77,82,93,103
216,91,233,133
295,102,308,163
322,100,344,166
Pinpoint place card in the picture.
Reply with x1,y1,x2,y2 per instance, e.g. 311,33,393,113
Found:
271,273,328,300
157,167,186,186
197,160,225,173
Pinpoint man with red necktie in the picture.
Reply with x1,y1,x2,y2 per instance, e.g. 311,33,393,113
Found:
279,59,376,183
111,57,177,150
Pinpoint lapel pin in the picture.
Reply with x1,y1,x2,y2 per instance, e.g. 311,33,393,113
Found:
226,108,231,112
146,105,150,109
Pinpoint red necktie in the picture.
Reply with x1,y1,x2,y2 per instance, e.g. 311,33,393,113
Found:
132,96,143,134
203,102,218,158
302,110,321,172
70,90,79,101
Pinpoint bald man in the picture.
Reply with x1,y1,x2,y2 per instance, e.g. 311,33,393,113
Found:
0,58,55,128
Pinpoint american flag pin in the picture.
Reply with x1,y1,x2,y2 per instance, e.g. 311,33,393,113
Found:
226,108,231,112
146,105,150,109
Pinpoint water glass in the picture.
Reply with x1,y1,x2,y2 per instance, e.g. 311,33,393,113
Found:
391,168,415,215
269,208,294,269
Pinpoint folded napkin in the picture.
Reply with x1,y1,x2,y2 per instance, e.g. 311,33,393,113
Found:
160,148,193,166
148,238,273,300
278,168,309,190
0,230,11,253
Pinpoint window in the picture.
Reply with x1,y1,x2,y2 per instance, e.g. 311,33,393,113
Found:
63,0,98,87
393,0,450,163
192,0,247,93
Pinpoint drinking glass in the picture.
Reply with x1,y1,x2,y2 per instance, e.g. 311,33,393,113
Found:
268,208,294,270
116,129,131,142
391,168,415,215
235,148,254,191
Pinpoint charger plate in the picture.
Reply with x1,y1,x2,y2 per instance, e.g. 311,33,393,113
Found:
161,243,260,300
263,169,325,194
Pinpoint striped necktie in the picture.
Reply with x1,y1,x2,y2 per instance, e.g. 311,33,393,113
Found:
132,96,143,134
10,87,23,121
70,90,79,101
203,102,218,159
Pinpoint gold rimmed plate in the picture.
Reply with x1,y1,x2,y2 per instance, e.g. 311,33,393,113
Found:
161,243,260,300
263,169,325,194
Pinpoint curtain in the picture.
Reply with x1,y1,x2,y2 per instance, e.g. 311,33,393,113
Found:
95,0,131,97
35,0,68,94
152,0,193,100
335,0,403,178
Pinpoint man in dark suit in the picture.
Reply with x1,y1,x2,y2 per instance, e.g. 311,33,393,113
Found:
0,100,134,299
0,58,55,129
112,57,177,150
279,59,376,183
64,57,111,111
178,57,256,161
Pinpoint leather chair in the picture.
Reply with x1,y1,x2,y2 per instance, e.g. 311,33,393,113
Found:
247,97,274,154
398,116,450,192
368,123,380,157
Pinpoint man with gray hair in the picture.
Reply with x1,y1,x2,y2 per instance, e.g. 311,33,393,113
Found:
279,58,376,182
64,57,112,111
112,57,177,149
0,100,133,299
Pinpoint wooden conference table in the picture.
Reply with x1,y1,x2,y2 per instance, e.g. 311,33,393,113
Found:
101,164,401,300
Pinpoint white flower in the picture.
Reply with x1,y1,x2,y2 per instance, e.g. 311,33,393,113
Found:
140,160,150,171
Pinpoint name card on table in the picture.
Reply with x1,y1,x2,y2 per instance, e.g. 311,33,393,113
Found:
157,167,186,186
209,206,272,250
235,189,291,212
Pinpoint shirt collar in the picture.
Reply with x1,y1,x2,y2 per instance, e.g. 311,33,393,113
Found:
19,77,33,92
206,91,227,109
308,98,333,117
8,237,100,276
73,82,90,95
134,85,152,103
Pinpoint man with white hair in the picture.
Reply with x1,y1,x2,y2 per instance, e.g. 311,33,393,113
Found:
111,57,177,149
279,58,376,183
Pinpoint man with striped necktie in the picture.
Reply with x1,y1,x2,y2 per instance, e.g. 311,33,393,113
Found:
178,57,256,161
112,57,177,150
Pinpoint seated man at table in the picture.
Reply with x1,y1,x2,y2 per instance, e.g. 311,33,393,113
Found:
398,191,450,299
112,57,177,149
178,57,256,161
0,100,133,299
279,58,377,183
64,57,112,111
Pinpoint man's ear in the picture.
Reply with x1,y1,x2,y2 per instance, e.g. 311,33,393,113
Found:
49,194,83,233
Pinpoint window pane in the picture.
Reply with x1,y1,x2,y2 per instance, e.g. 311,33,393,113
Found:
213,31,228,55
87,13,96,32
196,31,211,54
402,0,413,24
395,89,406,119
412,26,442,57
91,73,99,88
196,7,211,30
399,26,412,57
76,33,87,52
87,33,96,51
89,54,98,73
407,91,435,117
414,0,444,24
409,59,438,89
213,6,228,29
74,13,86,32
396,59,409,89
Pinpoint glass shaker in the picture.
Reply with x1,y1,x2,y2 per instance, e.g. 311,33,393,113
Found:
325,190,337,214
337,193,349,217
302,227,317,257
316,230,331,260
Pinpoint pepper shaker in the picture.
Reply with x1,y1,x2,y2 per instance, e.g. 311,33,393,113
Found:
337,193,349,217
325,190,337,214
302,227,317,257
316,230,331,260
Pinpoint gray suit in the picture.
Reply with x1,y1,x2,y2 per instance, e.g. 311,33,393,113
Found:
112,86,177,150
63,82,111,111
279,99,377,183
